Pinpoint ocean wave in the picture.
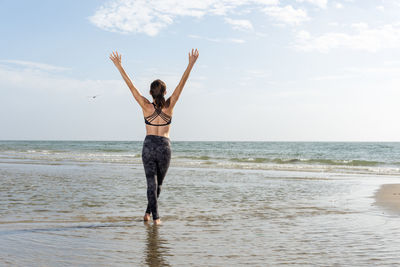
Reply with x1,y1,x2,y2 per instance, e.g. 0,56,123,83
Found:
2,145,400,176
177,155,211,160
2,154,400,176
95,148,128,153
228,157,384,166
1,150,396,168
178,161,400,176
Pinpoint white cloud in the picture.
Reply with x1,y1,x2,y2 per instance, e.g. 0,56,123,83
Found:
296,0,328,8
296,30,311,39
89,0,273,36
90,0,314,36
383,60,400,66
0,62,122,95
224,18,253,31
228,38,246,43
252,0,279,4
309,74,353,81
89,0,173,36
335,3,343,9
0,59,206,96
245,69,270,78
188,34,245,43
309,64,400,81
344,66,400,75
294,23,400,52
238,69,270,86
351,22,368,31
0,60,69,72
262,5,309,25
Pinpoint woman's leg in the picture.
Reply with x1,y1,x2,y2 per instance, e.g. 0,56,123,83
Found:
142,137,159,220
145,161,166,215
144,158,170,218
142,136,171,222
155,141,171,198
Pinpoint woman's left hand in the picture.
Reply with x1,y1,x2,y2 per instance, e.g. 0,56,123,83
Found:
109,51,122,67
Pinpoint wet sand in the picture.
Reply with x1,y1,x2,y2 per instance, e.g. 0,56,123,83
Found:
2,159,400,265
374,184,400,212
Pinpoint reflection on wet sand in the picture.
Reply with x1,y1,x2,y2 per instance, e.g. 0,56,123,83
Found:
144,223,171,267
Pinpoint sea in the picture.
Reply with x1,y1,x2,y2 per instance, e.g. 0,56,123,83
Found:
1,140,400,266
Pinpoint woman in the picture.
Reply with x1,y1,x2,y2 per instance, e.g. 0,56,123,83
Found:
110,49,199,225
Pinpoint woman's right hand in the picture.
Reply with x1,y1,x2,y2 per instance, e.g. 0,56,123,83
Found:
109,51,122,67
188,48,199,66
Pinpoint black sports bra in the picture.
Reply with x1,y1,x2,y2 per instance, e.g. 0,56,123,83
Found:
144,103,172,126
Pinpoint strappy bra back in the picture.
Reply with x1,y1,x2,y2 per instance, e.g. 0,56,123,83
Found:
144,103,172,126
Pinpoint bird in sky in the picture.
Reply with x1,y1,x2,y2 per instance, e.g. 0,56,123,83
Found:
88,95,101,100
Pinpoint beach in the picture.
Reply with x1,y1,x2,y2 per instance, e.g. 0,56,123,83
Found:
1,141,400,266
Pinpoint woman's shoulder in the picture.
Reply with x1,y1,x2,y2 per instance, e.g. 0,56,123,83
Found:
163,98,173,113
141,98,154,114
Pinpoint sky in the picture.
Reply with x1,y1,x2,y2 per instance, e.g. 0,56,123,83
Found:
1,0,400,141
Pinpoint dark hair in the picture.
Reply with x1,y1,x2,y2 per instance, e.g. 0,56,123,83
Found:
150,79,169,109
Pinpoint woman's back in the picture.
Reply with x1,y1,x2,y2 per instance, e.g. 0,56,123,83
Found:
142,100,173,138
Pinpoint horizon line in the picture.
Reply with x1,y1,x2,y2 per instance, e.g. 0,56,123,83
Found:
1,139,400,143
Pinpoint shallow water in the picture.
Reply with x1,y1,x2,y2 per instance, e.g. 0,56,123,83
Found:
1,142,400,266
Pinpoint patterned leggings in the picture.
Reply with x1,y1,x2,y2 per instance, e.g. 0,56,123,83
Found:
142,135,171,220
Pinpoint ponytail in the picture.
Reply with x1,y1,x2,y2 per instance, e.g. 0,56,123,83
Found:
150,79,168,109
154,94,166,109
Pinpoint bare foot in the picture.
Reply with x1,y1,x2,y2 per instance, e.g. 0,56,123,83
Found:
143,213,151,221
154,219,162,225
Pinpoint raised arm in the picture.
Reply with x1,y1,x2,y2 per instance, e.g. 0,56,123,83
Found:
109,51,149,108
169,48,199,109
